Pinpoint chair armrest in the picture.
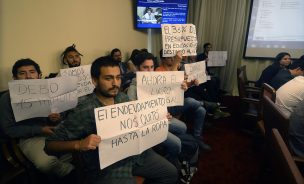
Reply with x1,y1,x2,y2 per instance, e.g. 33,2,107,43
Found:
240,97,260,104
246,81,257,88
0,142,21,168
245,88,261,97
257,120,265,135
245,86,261,91
10,139,30,167
293,155,304,163
247,80,256,84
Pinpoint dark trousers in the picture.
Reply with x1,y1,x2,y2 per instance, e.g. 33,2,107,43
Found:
97,149,178,184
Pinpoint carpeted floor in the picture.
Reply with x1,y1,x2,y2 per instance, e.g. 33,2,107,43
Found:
190,96,264,184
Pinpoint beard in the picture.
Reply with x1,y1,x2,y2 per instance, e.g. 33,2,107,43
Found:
96,85,120,97
68,61,81,68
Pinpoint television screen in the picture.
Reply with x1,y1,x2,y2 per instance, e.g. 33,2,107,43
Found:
136,0,189,29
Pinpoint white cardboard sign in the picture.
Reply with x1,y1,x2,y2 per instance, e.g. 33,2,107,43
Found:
136,71,184,107
9,77,78,122
161,24,197,57
94,96,168,169
184,61,207,84
60,65,94,97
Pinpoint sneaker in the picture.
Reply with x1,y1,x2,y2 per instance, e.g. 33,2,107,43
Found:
213,108,231,119
180,161,198,184
180,161,190,184
194,137,211,151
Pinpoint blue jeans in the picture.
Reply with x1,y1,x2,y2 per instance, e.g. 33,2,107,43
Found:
133,149,178,184
160,118,186,163
168,97,206,137
169,117,187,135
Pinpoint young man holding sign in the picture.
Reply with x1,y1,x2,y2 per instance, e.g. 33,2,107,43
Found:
127,51,188,169
45,56,178,184
47,44,83,78
157,50,211,151
0,59,75,179
61,44,83,68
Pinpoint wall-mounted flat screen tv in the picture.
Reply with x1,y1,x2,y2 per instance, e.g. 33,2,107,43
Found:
136,0,189,29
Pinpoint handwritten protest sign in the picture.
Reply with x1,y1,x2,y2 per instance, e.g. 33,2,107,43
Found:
207,51,228,67
9,77,78,122
136,71,184,106
184,61,207,84
60,65,94,97
95,96,168,169
161,24,197,57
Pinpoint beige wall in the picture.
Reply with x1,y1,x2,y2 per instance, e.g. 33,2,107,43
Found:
0,0,148,91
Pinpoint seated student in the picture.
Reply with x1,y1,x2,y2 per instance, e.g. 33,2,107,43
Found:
0,59,74,178
197,43,212,62
45,56,178,184
197,43,222,101
178,55,197,71
255,52,291,87
289,99,304,158
127,51,187,168
110,48,126,72
61,44,83,68
179,53,230,119
110,48,135,90
276,75,304,117
46,44,83,78
156,50,211,151
126,49,140,73
270,60,304,90
196,43,215,76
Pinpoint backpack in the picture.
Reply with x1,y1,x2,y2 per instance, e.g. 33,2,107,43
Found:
178,134,200,184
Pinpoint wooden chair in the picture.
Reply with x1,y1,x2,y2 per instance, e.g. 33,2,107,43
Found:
262,83,276,102
0,91,31,183
237,66,261,98
237,66,261,124
239,65,260,89
0,138,30,184
262,93,304,163
258,83,277,134
238,65,261,90
269,129,304,184
262,92,289,143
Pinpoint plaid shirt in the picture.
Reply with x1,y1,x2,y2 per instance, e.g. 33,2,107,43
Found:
46,92,141,180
